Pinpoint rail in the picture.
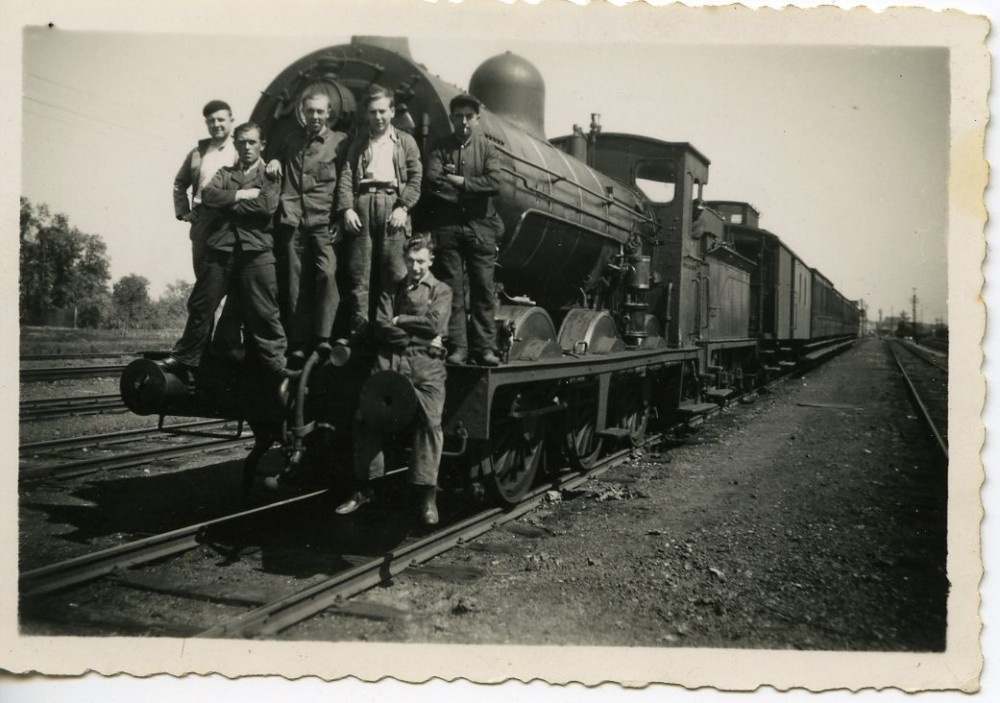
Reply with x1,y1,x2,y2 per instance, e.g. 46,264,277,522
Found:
19,490,330,598
20,394,125,420
20,364,125,382
887,340,947,457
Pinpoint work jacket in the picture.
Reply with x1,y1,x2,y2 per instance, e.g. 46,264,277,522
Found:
200,158,280,253
421,131,505,236
336,126,423,214
273,125,348,229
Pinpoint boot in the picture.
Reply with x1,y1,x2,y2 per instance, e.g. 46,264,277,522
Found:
418,485,439,526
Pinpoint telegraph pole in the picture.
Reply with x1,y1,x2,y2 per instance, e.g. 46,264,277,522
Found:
911,288,918,339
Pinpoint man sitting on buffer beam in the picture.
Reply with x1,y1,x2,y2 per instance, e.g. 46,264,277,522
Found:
336,236,452,527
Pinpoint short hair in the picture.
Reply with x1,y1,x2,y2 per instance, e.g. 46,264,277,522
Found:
449,94,481,114
202,100,231,117
363,85,395,109
404,236,434,256
300,92,331,109
233,122,263,140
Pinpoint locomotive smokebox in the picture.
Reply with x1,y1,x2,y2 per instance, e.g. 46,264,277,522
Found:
470,52,546,140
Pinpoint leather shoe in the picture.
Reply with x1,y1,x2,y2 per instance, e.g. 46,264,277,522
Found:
277,367,302,380
419,485,439,526
446,349,467,365
335,487,372,515
472,350,501,367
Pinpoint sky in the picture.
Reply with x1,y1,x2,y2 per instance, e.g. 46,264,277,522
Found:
15,2,961,327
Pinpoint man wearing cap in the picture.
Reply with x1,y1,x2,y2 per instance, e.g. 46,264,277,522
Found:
163,122,294,381
337,85,423,333
335,236,451,526
423,93,504,366
266,92,348,356
173,100,238,276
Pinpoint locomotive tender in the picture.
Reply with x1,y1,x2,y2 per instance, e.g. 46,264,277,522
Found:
121,37,859,503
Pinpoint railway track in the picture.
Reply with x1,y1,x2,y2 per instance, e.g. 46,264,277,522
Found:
20,364,126,382
19,419,229,453
19,437,640,637
20,352,138,362
20,393,126,420
19,420,247,482
887,339,948,456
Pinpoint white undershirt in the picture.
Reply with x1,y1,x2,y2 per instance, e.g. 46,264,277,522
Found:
364,132,397,185
194,138,237,204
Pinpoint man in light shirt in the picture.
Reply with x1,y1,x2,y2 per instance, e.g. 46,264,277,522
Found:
336,86,422,333
173,100,238,276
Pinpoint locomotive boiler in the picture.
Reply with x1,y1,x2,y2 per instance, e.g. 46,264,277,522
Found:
121,37,856,504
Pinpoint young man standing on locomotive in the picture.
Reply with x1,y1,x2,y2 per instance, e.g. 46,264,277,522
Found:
335,236,452,526
336,86,423,333
173,100,238,276
265,92,348,357
422,94,504,367
162,123,294,381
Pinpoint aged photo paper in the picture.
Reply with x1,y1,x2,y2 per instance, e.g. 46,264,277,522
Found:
0,0,990,698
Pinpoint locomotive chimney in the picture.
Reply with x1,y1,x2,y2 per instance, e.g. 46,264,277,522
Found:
470,51,546,140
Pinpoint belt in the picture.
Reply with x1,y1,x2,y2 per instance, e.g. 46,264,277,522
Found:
358,182,396,195
404,345,447,359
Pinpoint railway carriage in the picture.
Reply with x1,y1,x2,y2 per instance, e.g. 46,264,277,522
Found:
121,37,856,505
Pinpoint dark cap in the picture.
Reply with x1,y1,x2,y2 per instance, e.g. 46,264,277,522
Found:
202,99,232,117
449,93,481,113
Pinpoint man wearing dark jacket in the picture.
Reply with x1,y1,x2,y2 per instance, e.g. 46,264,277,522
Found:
423,94,504,366
335,236,451,526
162,122,292,380
266,93,348,354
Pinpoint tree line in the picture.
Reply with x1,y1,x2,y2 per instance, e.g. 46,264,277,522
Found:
20,196,192,331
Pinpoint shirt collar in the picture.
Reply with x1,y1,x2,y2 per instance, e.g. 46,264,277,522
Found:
239,157,264,175
306,125,329,142
407,270,437,290
370,125,399,144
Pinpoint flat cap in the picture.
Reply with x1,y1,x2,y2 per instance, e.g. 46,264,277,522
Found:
202,99,232,117
449,93,481,113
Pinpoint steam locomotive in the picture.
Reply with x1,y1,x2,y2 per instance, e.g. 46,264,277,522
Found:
120,37,860,504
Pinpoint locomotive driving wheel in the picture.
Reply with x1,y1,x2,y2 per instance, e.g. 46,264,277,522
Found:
485,414,545,504
563,387,604,470
610,379,650,447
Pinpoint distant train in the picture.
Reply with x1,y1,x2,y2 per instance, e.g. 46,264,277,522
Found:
121,37,860,504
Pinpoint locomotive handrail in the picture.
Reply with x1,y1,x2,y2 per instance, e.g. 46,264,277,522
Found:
494,144,658,227
503,168,655,242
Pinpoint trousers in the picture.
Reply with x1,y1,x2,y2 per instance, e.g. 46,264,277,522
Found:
433,223,498,353
353,350,446,487
278,222,338,347
172,245,286,372
344,192,408,325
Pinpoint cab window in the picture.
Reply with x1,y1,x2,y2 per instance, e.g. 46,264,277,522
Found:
634,160,676,204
